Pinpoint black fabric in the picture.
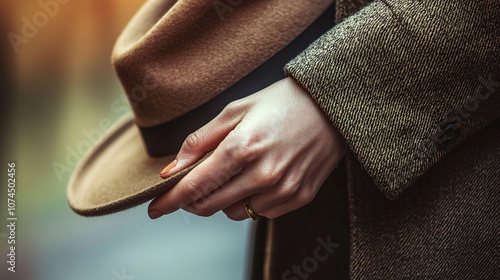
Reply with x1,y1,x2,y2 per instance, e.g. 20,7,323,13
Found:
249,162,350,280
139,3,337,157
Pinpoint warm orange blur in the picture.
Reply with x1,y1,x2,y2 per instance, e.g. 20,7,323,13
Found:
1,3,250,280
4,0,145,92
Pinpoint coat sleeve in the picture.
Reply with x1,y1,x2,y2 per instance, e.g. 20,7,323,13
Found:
285,0,500,199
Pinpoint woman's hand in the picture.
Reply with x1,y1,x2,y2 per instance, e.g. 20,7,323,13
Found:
148,77,347,220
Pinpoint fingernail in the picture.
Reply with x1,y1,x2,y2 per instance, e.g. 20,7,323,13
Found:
160,159,178,178
148,209,164,219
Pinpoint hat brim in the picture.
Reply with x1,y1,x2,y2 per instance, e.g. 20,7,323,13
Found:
67,115,207,216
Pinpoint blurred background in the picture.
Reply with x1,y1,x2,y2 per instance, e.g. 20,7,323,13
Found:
1,1,251,279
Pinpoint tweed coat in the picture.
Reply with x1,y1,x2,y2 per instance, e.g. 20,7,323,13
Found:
250,0,500,279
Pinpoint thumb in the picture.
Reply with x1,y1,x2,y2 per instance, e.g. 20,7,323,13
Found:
160,105,245,178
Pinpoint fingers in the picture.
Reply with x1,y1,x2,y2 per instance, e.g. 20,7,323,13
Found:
213,165,300,220
181,150,297,217
221,190,290,221
160,102,246,178
221,185,318,221
221,173,307,221
149,76,348,221
149,127,262,217
222,156,336,220
180,162,281,216
149,146,242,217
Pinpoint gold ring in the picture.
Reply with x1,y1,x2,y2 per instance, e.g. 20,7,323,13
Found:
244,198,263,220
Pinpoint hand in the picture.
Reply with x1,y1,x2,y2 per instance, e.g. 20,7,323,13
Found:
148,77,347,220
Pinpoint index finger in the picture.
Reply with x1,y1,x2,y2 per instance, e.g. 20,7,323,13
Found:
148,135,247,217
160,102,246,178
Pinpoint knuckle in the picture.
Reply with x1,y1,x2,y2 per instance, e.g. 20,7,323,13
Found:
280,184,299,199
295,190,315,206
182,179,206,200
223,210,246,221
198,212,215,217
191,199,215,217
196,208,216,217
256,172,280,188
157,200,177,212
224,100,245,115
237,144,258,162
224,139,259,164
256,165,285,187
184,130,203,152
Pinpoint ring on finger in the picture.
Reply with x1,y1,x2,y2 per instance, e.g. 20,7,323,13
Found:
243,198,264,220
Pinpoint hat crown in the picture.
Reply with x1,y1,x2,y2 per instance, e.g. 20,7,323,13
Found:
112,0,333,128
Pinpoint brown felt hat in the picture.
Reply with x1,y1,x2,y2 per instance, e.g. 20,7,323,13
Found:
67,0,336,216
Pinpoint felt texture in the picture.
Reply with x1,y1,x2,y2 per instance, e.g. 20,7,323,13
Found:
112,0,334,127
68,0,333,216
67,115,210,216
